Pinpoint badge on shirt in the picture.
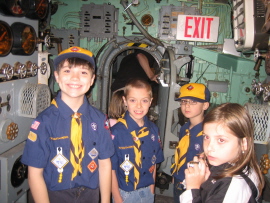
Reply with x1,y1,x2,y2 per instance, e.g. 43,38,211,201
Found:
149,165,155,173
194,144,201,151
88,148,98,160
120,154,134,173
91,122,97,131
104,119,110,130
31,121,40,130
28,131,37,142
88,160,97,173
151,155,156,164
51,148,69,170
51,147,69,183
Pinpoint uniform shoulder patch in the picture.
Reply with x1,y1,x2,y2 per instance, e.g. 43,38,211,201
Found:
28,131,37,142
31,121,40,130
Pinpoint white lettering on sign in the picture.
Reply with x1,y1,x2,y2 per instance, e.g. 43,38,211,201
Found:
176,15,219,42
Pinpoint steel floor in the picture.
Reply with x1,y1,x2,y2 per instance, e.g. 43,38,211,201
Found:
155,194,174,203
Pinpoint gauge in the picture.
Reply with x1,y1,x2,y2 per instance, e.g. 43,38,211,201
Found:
11,22,37,55
0,0,26,17
0,21,13,56
141,14,154,27
21,0,49,20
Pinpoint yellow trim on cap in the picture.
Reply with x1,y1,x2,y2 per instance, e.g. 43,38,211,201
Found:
179,83,206,100
59,46,93,57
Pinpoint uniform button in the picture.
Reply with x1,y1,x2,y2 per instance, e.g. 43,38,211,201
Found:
142,141,144,144
153,150,156,152
143,172,146,175
143,157,145,159
93,142,96,145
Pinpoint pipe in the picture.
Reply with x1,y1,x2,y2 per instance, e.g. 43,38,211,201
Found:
121,0,164,47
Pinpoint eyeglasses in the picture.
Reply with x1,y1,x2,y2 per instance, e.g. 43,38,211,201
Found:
180,99,197,105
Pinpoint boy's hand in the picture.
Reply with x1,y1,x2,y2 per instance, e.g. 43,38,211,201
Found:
184,156,209,190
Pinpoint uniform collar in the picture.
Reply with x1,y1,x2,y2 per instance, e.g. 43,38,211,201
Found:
187,120,203,131
55,91,90,119
124,111,150,131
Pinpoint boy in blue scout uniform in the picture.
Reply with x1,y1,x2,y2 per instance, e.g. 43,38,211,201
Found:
111,78,164,203
21,46,114,203
171,83,210,203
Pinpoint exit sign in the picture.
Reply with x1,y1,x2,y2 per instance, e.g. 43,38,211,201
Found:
176,15,219,42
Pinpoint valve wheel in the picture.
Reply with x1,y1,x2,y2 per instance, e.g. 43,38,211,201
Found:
6,122,19,140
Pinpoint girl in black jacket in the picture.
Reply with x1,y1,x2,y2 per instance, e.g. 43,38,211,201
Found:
180,103,264,203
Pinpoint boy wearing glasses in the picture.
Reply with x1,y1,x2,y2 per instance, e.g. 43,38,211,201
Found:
170,83,210,203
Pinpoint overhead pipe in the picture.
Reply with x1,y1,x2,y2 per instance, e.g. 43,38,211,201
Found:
121,0,164,47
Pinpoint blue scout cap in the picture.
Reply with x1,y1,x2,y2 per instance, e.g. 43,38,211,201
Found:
54,46,95,69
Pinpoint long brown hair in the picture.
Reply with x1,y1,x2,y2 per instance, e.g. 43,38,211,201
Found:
108,90,125,119
203,103,264,194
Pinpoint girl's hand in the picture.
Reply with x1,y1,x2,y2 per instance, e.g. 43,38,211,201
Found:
184,156,210,190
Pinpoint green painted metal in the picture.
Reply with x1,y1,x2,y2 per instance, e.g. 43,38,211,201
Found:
50,0,268,106
192,46,256,71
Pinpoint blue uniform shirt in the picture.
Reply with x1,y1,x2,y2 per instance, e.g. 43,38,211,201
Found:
171,121,204,182
21,92,114,191
111,112,164,192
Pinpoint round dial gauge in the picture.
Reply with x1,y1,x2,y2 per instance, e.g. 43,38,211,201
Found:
21,0,49,20
11,22,37,55
0,0,25,17
141,14,154,27
0,21,13,56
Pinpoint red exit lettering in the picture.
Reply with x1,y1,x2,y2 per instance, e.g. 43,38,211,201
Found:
184,16,214,39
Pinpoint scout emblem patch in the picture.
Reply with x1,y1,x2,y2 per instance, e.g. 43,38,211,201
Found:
195,143,201,151
88,160,97,172
88,148,98,160
120,154,134,185
151,155,157,164
91,122,97,131
149,165,155,173
51,147,69,183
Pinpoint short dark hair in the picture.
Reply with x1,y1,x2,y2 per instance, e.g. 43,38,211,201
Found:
56,57,95,74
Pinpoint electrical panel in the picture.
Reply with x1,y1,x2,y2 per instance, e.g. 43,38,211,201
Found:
80,3,119,40
158,5,199,41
